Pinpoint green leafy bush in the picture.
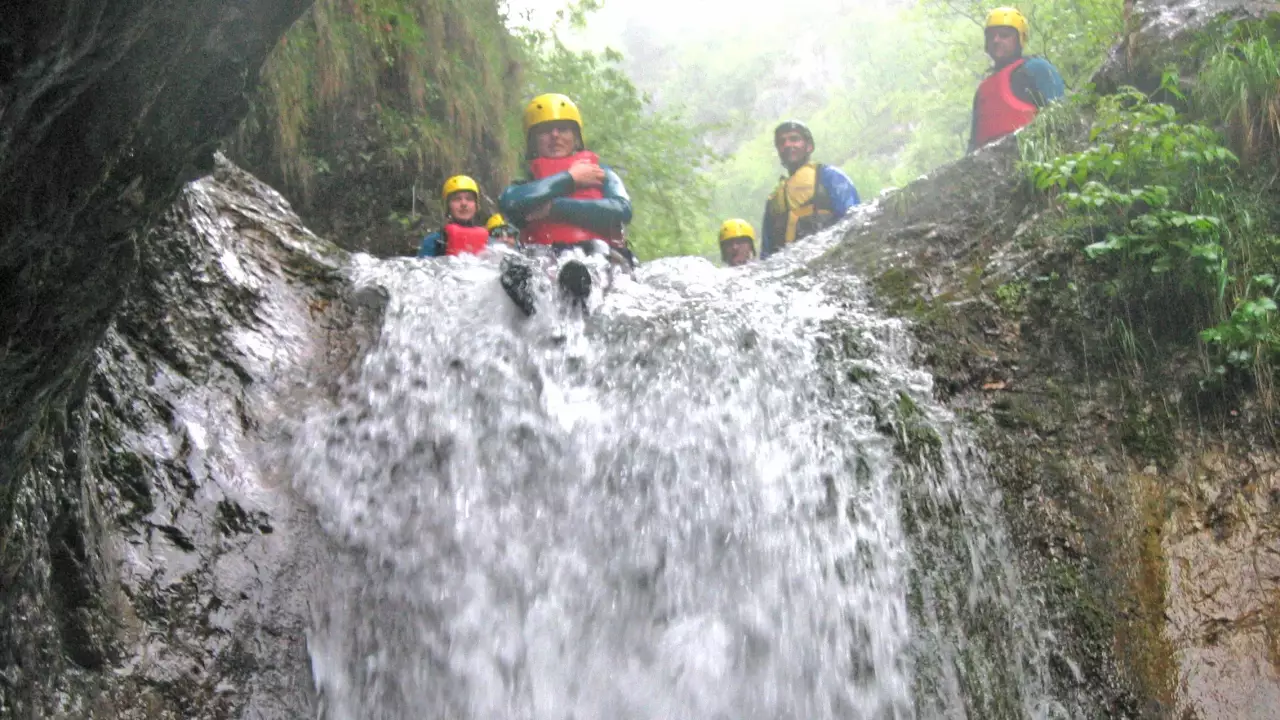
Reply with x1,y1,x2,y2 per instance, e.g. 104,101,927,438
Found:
1026,73,1280,398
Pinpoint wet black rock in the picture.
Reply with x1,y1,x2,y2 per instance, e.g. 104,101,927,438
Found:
0,156,379,718
0,0,313,488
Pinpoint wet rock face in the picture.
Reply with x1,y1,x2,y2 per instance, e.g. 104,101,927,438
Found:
825,1,1280,718
1095,0,1280,93
0,0,312,489
1163,450,1280,718
0,157,378,717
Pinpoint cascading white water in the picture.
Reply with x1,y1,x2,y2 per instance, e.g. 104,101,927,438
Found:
289,224,1071,719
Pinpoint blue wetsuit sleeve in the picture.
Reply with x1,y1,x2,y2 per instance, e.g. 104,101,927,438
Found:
418,230,443,257
498,173,577,224
1021,57,1065,104
819,165,860,217
551,167,633,236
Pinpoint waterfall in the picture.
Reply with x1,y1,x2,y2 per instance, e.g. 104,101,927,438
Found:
289,224,1071,719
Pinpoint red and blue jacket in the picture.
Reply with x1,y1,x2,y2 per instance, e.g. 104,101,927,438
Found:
417,222,490,257
498,151,632,247
968,55,1065,152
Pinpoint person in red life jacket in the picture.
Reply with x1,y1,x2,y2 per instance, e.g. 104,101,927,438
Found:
759,120,861,259
719,218,757,267
497,93,633,314
968,7,1065,153
417,175,490,257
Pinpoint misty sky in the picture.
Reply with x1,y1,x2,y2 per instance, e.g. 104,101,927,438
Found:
502,0,842,41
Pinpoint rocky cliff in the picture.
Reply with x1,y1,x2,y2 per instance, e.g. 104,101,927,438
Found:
0,0,312,487
1,157,381,717
2,2,317,714
227,0,525,256
824,2,1280,716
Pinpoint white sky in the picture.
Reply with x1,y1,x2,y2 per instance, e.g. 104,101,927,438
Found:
502,0,842,40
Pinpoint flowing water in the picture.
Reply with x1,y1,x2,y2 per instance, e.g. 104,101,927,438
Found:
289,224,1073,719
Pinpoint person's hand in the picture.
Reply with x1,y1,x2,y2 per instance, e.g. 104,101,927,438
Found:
526,201,553,221
567,162,605,189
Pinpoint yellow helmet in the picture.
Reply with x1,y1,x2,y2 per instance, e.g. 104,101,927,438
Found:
523,93,584,140
441,175,479,203
985,7,1029,46
719,218,756,244
486,213,511,231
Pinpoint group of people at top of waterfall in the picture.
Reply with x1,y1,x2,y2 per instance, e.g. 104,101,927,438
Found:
418,7,1062,279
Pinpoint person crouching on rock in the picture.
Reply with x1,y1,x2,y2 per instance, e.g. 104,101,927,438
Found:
417,175,490,257
497,93,633,313
719,218,757,267
486,213,521,249
968,7,1065,153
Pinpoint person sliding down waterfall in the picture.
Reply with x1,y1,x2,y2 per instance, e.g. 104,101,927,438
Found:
760,120,860,260
417,175,490,257
967,7,1065,153
498,93,634,316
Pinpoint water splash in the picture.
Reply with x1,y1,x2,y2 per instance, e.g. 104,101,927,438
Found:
290,225,1069,719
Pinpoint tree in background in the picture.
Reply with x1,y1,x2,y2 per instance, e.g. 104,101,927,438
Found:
602,0,1123,232
920,0,1124,87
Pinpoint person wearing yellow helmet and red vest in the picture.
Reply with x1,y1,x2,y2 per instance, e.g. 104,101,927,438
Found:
760,120,860,259
417,175,490,257
968,7,1065,153
499,94,632,256
719,219,757,267
498,93,633,313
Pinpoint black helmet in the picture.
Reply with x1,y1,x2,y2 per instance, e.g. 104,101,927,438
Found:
774,119,814,147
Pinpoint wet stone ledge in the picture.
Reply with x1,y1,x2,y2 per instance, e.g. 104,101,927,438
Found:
821,1,1280,715
0,158,381,719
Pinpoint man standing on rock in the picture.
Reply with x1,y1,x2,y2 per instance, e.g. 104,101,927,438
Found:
760,120,860,260
968,7,1065,153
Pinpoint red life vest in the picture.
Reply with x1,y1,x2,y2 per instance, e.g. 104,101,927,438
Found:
523,151,621,247
973,58,1038,149
443,223,489,256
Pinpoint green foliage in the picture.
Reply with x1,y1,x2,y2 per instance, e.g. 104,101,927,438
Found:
230,0,523,255
995,281,1029,314
513,21,720,260
1195,31,1280,166
1026,78,1280,396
